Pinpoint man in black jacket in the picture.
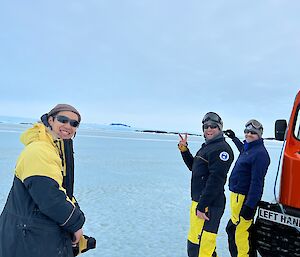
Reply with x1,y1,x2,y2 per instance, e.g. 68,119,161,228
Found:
178,112,234,257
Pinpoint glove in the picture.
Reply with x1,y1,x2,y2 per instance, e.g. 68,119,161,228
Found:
178,143,188,152
240,205,255,220
224,129,235,139
73,235,96,256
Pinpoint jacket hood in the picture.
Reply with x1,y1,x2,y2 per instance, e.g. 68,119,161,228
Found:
20,123,55,146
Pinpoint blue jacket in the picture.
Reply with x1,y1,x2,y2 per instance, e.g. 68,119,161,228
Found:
229,138,270,209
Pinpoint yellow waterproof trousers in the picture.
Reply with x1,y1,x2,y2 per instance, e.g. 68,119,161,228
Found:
187,201,224,257
226,192,256,257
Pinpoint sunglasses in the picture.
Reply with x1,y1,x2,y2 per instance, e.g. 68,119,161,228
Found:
55,115,80,128
244,129,257,135
203,124,218,129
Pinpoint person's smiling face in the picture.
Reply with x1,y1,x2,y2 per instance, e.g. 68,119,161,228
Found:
48,111,79,139
203,124,220,140
244,130,259,143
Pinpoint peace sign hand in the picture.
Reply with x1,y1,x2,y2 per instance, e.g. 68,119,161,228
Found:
178,133,188,152
178,133,188,146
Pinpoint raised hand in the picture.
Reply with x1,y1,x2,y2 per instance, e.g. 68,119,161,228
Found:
178,133,188,152
178,133,188,146
224,129,235,139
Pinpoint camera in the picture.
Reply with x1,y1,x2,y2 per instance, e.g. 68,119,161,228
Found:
72,235,96,256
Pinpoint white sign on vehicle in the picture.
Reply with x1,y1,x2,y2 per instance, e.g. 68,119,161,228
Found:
258,207,300,229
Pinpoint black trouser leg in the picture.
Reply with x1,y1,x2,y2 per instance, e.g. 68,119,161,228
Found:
248,224,257,257
226,220,237,257
226,219,258,257
187,240,199,257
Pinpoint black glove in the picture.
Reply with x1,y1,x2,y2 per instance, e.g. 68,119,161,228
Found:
240,205,255,220
224,129,235,139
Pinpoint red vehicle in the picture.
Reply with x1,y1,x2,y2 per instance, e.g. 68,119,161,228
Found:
254,90,300,256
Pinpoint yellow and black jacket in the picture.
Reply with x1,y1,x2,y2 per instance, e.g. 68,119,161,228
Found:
0,123,85,257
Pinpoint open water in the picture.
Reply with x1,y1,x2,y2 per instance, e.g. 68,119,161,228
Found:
0,123,282,257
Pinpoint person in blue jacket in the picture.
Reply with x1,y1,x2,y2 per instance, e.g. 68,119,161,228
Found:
0,104,85,257
178,112,234,257
224,119,270,257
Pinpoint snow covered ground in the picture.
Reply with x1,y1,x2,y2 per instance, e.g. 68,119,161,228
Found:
0,123,282,257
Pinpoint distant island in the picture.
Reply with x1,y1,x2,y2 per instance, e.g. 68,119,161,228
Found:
136,129,202,137
109,123,131,128
20,122,34,125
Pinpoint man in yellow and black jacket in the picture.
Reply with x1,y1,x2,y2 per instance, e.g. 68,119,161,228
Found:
0,104,87,257
178,112,234,257
224,119,270,257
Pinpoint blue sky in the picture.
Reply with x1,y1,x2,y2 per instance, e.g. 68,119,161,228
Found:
0,0,299,137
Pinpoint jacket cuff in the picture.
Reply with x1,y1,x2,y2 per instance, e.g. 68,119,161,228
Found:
178,144,188,152
61,207,85,233
240,204,255,220
196,202,206,213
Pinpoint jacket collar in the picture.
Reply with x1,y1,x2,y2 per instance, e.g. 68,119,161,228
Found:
205,132,224,145
243,138,264,151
